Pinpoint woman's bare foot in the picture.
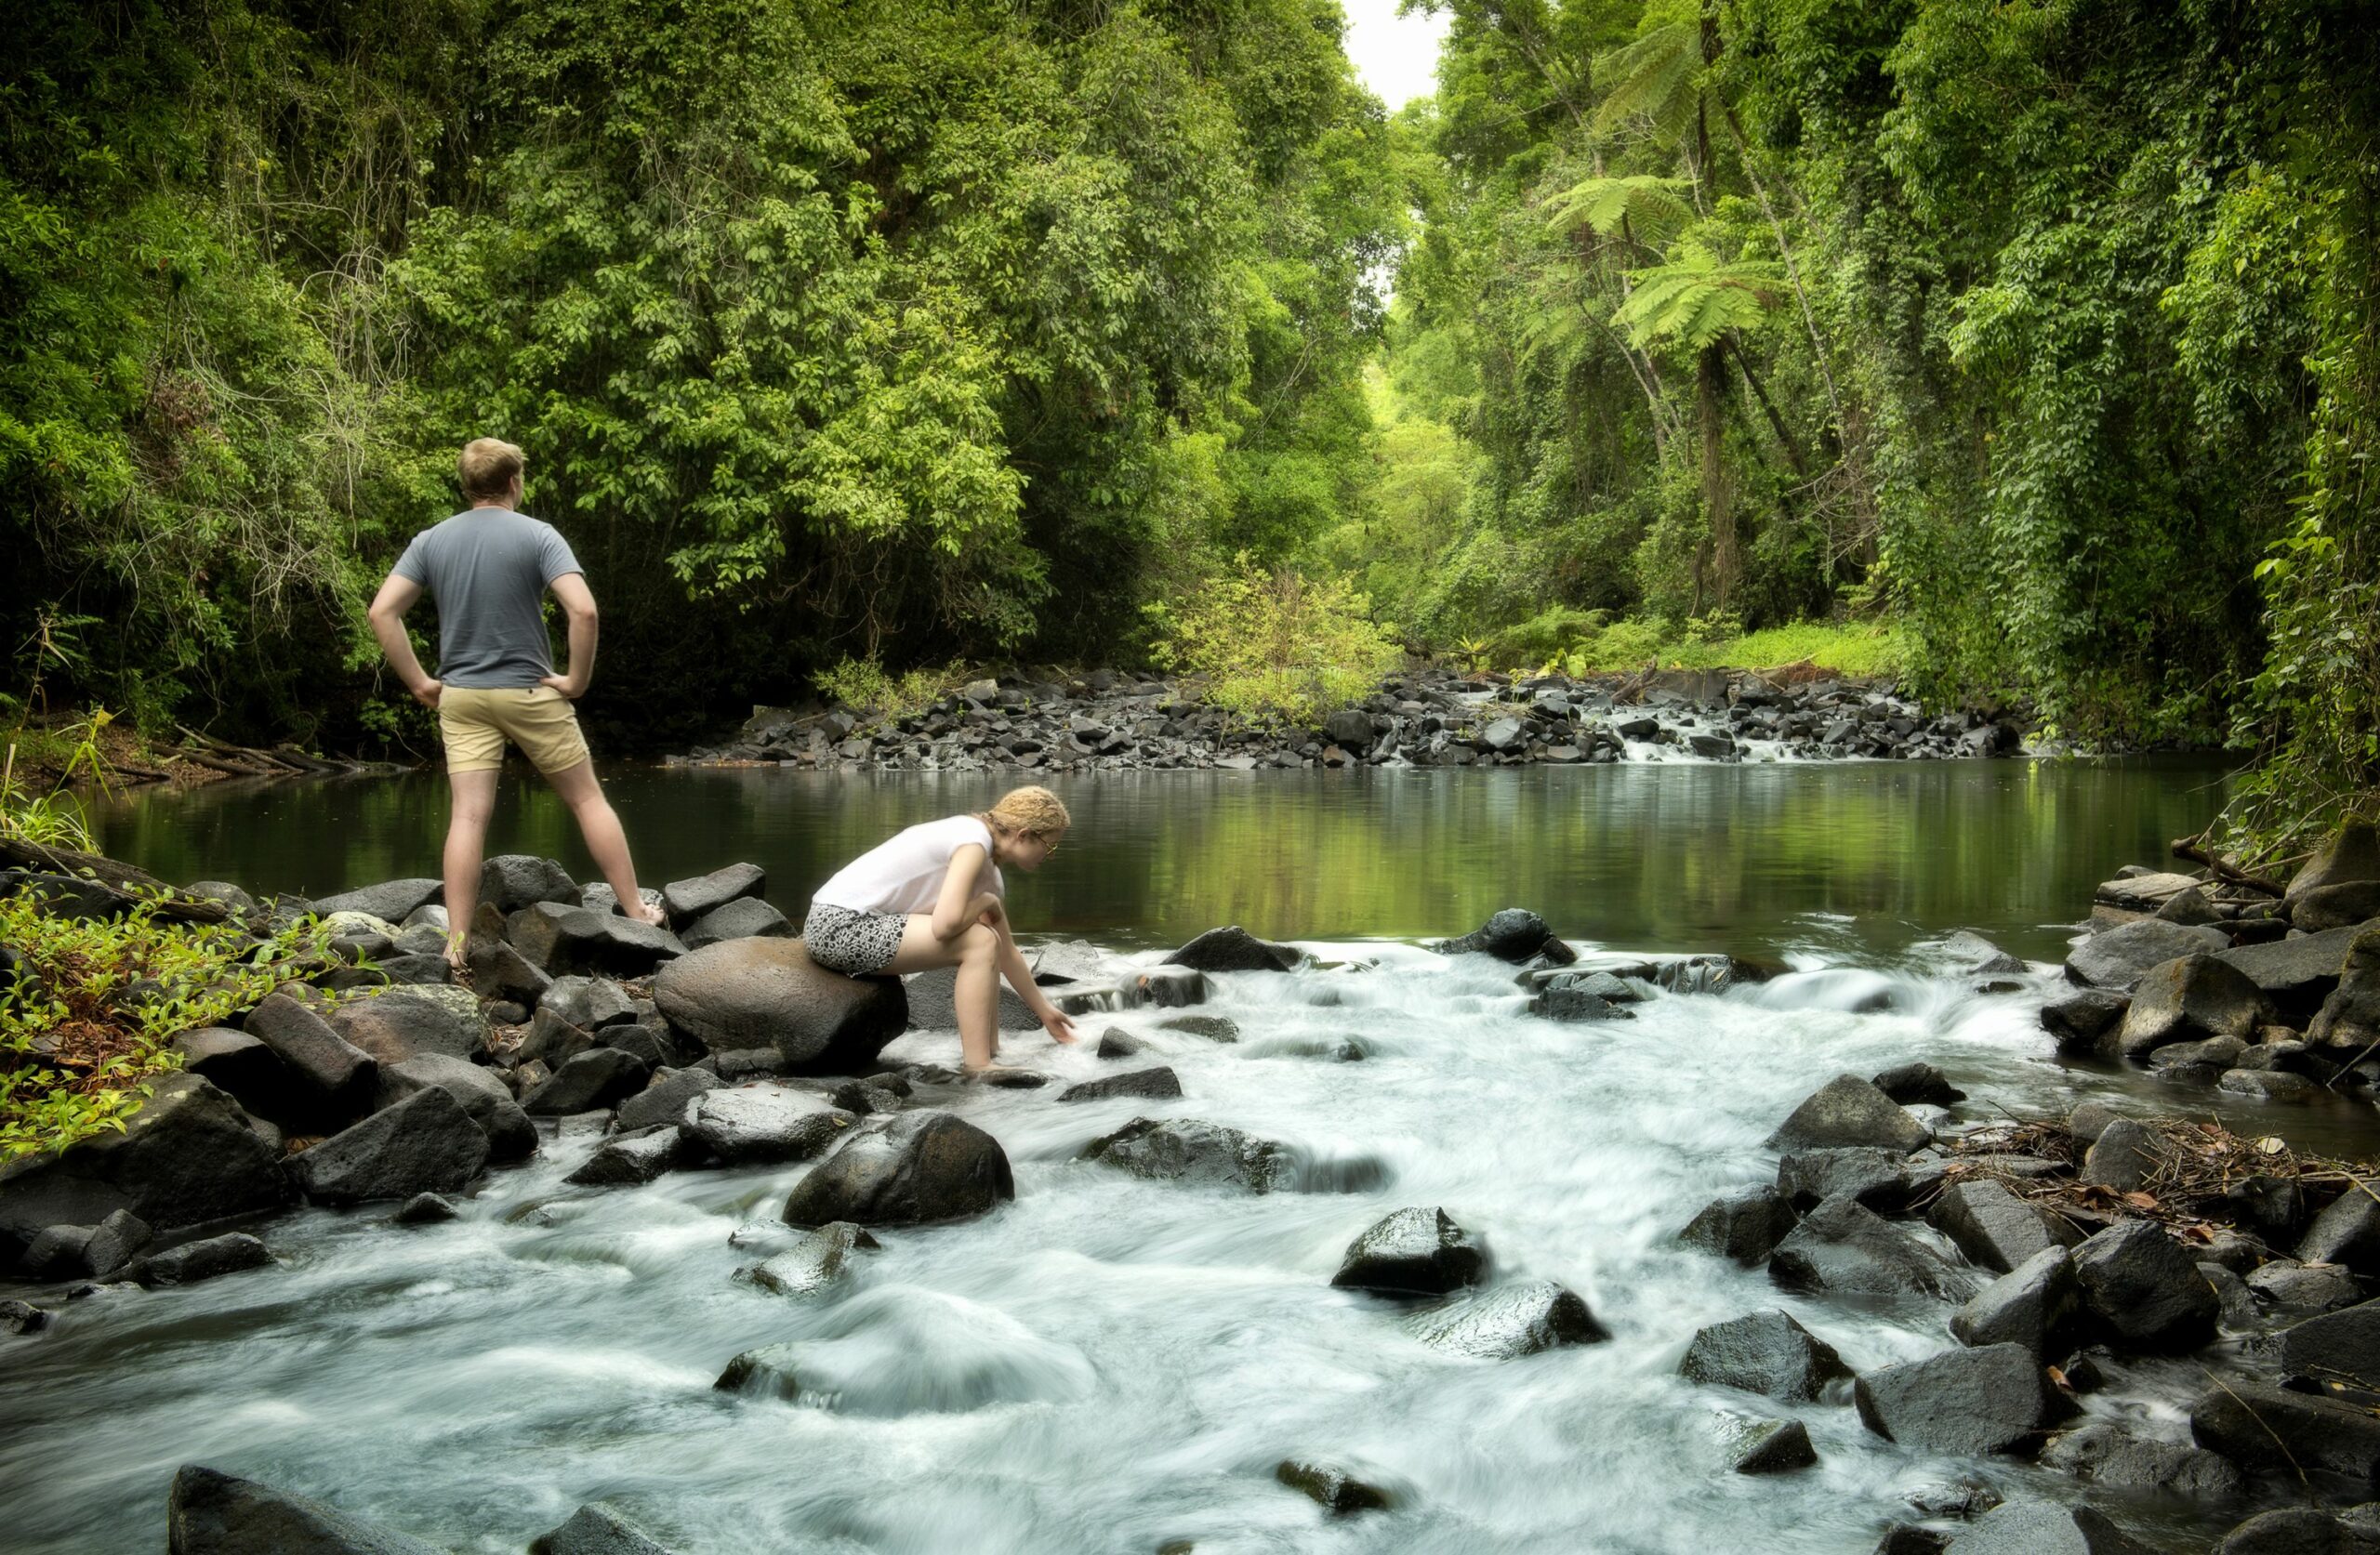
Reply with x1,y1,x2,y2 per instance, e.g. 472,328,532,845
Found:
443,928,469,974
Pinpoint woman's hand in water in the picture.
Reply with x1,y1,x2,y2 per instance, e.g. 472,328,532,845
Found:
1038,1004,1079,1045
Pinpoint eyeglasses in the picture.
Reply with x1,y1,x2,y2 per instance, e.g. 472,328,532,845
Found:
1035,832,1064,855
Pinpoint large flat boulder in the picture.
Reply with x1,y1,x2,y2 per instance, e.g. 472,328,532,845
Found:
780,1110,1013,1227
288,1085,490,1205
1768,1194,1970,1299
1677,1310,1849,1402
652,938,906,1071
1406,1280,1608,1359
679,896,792,950
306,878,443,924
166,1464,442,1554
0,1074,290,1262
685,1086,855,1164
1854,1342,2048,1455
2115,953,2273,1059
1078,1116,1293,1193
2192,1375,2380,1485
2066,919,2228,992
2216,924,2365,1018
507,901,684,979
327,983,490,1064
661,862,765,927
530,1502,680,1555
1764,1074,1932,1153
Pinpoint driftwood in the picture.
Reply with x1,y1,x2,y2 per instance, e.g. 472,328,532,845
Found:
0,838,230,923
2170,834,2289,897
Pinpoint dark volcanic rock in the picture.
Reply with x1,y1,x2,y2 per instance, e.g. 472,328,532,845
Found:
2041,989,2131,1056
1157,1014,1239,1043
1775,1147,1934,1213
166,1464,443,1554
119,1232,273,1286
374,1054,537,1164
566,1126,696,1187
1941,1502,2153,1555
507,901,685,978
530,1501,681,1555
1854,1342,2048,1455
479,853,578,914
1406,1280,1608,1359
1678,1186,1799,1265
1769,1194,1971,1299
2215,1509,2380,1555
781,1110,1014,1226
1872,1061,1964,1106
2192,1375,2380,1484
1329,1206,1488,1296
1434,908,1571,965
308,877,443,924
661,862,766,927
0,1074,291,1260
2302,1179,2380,1272
2070,1220,2218,1351
615,1066,725,1132
2039,1420,2247,1498
1,1298,50,1334
522,1047,651,1114
1057,1067,1183,1103
686,1086,856,1164
1719,1416,1816,1475
2280,1297,2380,1392
2066,919,2228,992
679,896,793,950
2079,1119,2163,1193
243,991,377,1119
1949,1247,2081,1354
326,984,490,1064
288,1085,491,1205
738,1221,880,1298
1678,1310,1849,1403
85,1207,153,1278
1162,925,1300,973
543,975,639,1032
1765,1074,1932,1153
467,911,552,1008
652,938,906,1071
394,1193,458,1225
1095,1029,1146,1060
2116,953,2274,1059
1079,1116,1292,1193
1274,1459,1393,1516
1927,1179,2079,1273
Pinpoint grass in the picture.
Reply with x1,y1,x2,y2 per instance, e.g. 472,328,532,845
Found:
1482,609,1904,679
1602,620,1908,678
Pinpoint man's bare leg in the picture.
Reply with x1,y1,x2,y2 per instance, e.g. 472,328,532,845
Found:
443,768,500,969
542,758,663,924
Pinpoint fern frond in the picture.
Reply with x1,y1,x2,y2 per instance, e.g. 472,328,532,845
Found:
1591,21,1702,146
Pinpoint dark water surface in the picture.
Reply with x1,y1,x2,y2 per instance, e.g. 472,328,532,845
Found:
96,758,2235,963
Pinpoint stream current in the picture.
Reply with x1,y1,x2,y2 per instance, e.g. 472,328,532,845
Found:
2,759,2344,1551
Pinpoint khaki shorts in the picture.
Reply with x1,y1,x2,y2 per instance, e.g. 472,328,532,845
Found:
439,686,591,775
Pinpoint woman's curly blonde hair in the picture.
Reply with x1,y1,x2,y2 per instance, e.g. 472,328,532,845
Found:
980,784,1070,841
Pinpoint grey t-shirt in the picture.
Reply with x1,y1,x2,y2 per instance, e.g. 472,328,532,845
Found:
391,507,583,689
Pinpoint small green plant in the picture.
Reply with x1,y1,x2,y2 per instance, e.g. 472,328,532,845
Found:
0,743,96,850
814,657,964,724
0,889,341,1159
1149,555,1403,728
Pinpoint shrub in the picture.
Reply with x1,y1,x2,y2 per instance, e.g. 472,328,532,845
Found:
0,889,340,1160
813,657,966,724
1149,555,1403,728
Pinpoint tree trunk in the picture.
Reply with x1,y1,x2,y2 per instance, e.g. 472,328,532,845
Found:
1699,342,1735,614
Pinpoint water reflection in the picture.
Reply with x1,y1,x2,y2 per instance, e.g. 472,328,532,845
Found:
96,760,2235,963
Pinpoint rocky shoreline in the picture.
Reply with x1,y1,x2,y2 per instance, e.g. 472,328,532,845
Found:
672,664,2034,773
5,830,2379,1550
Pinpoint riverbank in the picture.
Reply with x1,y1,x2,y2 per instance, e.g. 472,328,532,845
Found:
6,824,2380,1549
674,663,2035,774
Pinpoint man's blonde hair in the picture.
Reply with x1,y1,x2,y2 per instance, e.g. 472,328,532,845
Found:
982,785,1070,840
458,438,525,504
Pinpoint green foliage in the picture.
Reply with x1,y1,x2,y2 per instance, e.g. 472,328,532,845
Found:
814,657,966,724
1148,555,1403,727
0,890,340,1159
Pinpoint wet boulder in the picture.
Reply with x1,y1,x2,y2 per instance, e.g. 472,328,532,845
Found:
2192,1375,2380,1485
242,992,377,1122
522,1048,652,1115
905,964,1039,1032
1950,1247,2082,1354
614,1066,725,1133
1678,1310,1850,1403
2041,989,2131,1057
1079,1116,1292,1193
2218,1067,2324,1102
1329,1206,1488,1296
2115,954,2273,1059
2218,925,2365,1022
565,1125,696,1187
652,938,906,1072
327,983,490,1064
467,910,551,1008
661,862,766,927
781,1110,1013,1227
737,1221,880,1298
1095,1029,1146,1060
1157,1014,1239,1043
1162,926,1301,973
2078,1118,2162,1193
1941,1502,2153,1555
1927,1179,2079,1273
2070,1220,2218,1351
530,1501,681,1555
0,1074,292,1261
507,901,685,979
394,1193,458,1225
2039,1420,2245,1498
2295,880,2380,935
84,1208,153,1279
118,1231,274,1287
680,896,793,950
2301,1178,2380,1272
288,1085,490,1206
307,877,443,924
1775,1148,1937,1213
2,1298,50,1334
1434,908,1572,965
374,1054,536,1163
1872,1062,1964,1106
168,1028,295,1119
1274,1459,1394,1516
1769,1194,1971,1299
2246,1258,2360,1313
2215,1509,2380,1555
1765,1074,1932,1154
166,1464,443,1554
1058,1067,1183,1103
685,1086,855,1165
1677,1186,1798,1265
1716,1415,1815,1475
2065,919,2228,993
2288,819,2380,903
2312,927,2380,1051
2279,1297,2380,1391
479,853,578,914
1854,1342,2048,1455
1407,1280,1607,1359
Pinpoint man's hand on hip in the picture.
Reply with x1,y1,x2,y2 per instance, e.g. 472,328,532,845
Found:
413,679,443,710
539,673,588,700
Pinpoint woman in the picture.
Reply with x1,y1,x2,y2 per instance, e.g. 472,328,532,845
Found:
803,786,1078,1074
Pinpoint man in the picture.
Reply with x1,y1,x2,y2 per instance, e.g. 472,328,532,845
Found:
367,437,665,969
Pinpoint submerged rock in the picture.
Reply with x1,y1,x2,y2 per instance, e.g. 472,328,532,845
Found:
166,1464,443,1554
118,1232,273,1287
2038,1421,2246,1498
1716,1414,1817,1475
1095,1028,1146,1060
1079,1116,1292,1193
1434,908,1571,965
1768,1194,1971,1299
781,1110,1014,1226
685,1086,855,1165
1941,1502,2153,1555
1407,1280,1608,1359
530,1501,680,1555
1765,1074,1932,1154
1274,1459,1394,1516
565,1126,695,1187
1854,1342,2048,1455
1157,1015,1240,1043
1057,1067,1183,1103
394,1193,458,1225
1677,1186,1798,1265
1871,1061,1964,1106
737,1221,880,1298
1678,1310,1850,1403
1329,1206,1488,1296
1163,926,1300,973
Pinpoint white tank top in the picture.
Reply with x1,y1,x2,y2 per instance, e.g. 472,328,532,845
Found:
812,815,1004,916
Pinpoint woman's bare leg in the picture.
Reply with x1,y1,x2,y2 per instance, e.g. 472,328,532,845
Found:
884,916,1003,1070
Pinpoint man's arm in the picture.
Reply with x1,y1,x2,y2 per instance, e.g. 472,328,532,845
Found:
366,574,441,708
541,572,598,699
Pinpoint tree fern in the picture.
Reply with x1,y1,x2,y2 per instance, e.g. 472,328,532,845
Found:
1542,175,1697,247
1591,20,1703,146
1613,244,1785,352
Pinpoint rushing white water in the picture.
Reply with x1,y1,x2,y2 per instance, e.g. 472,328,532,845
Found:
0,933,2271,1552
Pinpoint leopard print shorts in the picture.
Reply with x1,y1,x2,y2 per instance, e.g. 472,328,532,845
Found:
803,901,908,976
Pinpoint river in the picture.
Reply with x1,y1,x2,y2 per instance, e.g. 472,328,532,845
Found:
0,758,2342,1551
